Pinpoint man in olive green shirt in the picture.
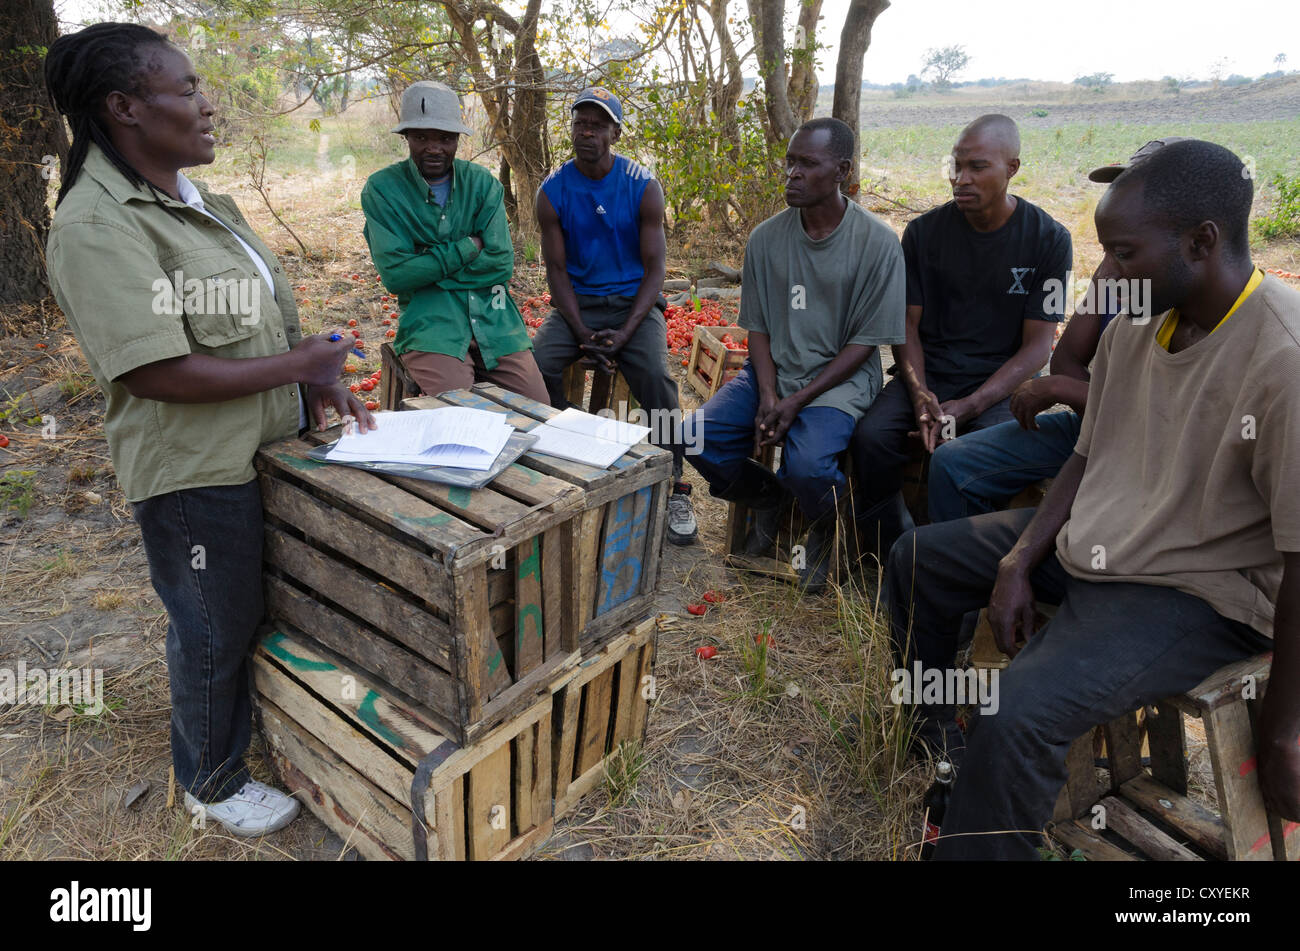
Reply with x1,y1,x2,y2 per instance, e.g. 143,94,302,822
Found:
362,81,547,402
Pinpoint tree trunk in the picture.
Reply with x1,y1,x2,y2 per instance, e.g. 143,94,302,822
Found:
832,0,890,199
339,38,352,113
442,0,548,238
0,0,67,304
748,0,798,144
787,0,824,124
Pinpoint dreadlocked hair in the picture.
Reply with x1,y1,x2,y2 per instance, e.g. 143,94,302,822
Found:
44,22,181,213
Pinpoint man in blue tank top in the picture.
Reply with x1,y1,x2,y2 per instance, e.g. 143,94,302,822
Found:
531,87,697,546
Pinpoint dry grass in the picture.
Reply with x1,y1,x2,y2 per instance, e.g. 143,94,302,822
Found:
539,553,935,862
0,653,349,861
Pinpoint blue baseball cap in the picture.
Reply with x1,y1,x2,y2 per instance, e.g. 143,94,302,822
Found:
572,87,622,125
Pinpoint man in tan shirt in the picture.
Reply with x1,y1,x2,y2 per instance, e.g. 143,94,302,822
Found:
885,139,1300,859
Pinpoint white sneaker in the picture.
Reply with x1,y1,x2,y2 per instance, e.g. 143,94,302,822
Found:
184,780,301,837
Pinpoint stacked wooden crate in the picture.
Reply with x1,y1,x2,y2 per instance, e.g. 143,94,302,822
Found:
686,325,748,400
250,384,668,859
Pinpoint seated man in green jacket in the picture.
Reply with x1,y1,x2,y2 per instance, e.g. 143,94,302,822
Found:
362,81,548,403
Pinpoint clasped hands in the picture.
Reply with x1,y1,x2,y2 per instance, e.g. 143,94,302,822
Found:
753,393,802,454
578,325,632,374
910,387,978,453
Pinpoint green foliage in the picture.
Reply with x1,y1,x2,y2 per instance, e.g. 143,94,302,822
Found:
1029,108,1049,118
0,470,38,517
603,740,646,808
1256,173,1300,239
921,45,969,92
1073,72,1114,92
629,85,784,230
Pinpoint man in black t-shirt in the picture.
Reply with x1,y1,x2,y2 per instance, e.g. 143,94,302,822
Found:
851,114,1072,560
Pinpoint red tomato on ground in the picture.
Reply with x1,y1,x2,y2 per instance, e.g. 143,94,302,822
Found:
695,645,718,659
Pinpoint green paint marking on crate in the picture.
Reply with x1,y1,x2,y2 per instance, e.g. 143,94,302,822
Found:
274,452,325,471
487,649,503,676
357,690,403,746
447,486,473,508
510,463,543,485
398,513,452,527
517,537,540,581
517,604,543,647
262,631,337,671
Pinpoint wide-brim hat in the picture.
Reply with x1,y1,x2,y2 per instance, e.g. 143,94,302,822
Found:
392,81,473,135
1088,136,1191,183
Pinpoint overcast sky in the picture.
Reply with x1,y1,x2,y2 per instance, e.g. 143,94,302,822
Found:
56,0,1298,85
829,0,1296,84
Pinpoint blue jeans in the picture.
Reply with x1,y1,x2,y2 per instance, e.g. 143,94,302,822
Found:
927,411,1081,523
132,480,265,801
886,508,1271,860
682,362,857,521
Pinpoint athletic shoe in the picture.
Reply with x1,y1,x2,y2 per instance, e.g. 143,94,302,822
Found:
666,482,698,545
184,780,300,838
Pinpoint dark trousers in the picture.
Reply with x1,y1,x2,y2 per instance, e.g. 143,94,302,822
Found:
850,374,1013,553
885,508,1272,860
682,362,857,521
531,294,683,478
133,480,265,801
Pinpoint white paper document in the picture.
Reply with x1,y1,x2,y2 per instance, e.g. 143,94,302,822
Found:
325,408,513,470
528,407,652,468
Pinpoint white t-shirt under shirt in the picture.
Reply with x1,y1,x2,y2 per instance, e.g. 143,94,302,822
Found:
1057,273,1300,636
177,173,306,431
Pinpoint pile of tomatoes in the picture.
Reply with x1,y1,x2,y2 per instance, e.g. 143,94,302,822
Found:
665,299,746,355
517,293,551,337
347,365,383,411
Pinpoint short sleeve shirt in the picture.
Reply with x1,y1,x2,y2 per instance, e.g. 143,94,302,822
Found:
738,201,906,419
45,143,303,502
902,197,1072,395
1059,275,1300,636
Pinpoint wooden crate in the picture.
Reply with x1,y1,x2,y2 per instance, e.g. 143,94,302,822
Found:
1049,653,1299,861
561,361,635,415
410,383,672,652
252,627,553,861
379,342,421,412
550,615,657,819
686,325,748,400
255,412,588,744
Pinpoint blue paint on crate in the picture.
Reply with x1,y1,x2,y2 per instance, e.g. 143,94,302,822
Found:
596,485,652,615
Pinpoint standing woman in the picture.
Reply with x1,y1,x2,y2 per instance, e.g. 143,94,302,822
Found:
43,23,374,836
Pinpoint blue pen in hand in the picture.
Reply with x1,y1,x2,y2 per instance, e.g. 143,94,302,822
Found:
329,333,367,359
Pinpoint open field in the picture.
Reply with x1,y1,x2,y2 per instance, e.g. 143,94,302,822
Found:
2,85,1299,860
